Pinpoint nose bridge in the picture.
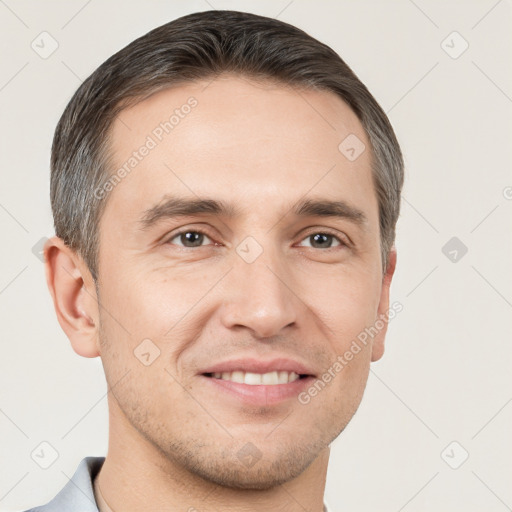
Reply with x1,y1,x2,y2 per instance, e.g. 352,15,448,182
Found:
220,235,299,338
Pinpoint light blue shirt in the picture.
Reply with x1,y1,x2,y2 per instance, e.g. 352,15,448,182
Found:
22,457,103,512
22,456,332,511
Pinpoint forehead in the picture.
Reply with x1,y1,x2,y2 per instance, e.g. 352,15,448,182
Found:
103,74,376,228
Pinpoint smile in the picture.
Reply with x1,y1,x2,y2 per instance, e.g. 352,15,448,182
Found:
203,370,305,385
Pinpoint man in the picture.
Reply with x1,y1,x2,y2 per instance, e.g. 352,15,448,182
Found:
26,9,403,512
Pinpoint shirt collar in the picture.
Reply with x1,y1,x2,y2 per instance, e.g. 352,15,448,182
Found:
32,456,104,512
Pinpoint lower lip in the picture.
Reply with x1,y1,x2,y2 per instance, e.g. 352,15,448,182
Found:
199,375,316,406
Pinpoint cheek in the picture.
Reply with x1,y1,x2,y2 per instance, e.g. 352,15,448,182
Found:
97,263,224,376
100,263,213,335
305,268,382,345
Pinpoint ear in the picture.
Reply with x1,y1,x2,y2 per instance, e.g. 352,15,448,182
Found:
371,246,397,362
44,236,100,358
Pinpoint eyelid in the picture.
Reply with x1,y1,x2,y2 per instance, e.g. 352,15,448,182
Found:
164,225,218,246
297,227,352,248
164,225,351,249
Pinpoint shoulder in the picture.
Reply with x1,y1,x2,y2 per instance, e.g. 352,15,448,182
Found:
20,456,105,512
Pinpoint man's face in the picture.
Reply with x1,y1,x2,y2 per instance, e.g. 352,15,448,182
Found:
95,75,393,489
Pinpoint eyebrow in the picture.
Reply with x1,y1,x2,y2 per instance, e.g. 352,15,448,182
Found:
138,195,368,231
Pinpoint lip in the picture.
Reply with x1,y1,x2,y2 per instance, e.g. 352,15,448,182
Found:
200,373,316,406
198,357,316,377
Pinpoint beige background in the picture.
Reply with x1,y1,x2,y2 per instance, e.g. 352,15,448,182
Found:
1,1,511,511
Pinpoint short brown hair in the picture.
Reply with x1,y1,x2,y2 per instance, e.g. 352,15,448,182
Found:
51,9,404,282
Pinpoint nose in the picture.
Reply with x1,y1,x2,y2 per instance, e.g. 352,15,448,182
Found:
219,243,300,339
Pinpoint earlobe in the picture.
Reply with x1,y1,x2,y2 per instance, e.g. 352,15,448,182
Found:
370,247,397,362
44,236,100,358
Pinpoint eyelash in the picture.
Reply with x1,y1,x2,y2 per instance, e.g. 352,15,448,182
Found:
164,228,349,250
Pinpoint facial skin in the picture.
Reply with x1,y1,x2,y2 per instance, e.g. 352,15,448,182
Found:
45,74,396,512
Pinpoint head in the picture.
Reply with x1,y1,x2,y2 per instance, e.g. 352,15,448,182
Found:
45,10,403,490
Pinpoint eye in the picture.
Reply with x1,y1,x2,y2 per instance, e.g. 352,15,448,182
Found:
166,230,214,248
297,231,347,250
164,228,348,250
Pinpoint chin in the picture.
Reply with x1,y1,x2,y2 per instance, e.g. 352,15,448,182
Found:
168,435,327,491
191,457,313,490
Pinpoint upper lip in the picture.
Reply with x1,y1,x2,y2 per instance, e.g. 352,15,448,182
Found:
199,357,316,377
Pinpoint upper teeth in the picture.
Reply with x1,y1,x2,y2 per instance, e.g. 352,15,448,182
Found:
212,371,300,385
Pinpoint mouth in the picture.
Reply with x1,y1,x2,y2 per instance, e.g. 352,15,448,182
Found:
198,359,317,406
198,357,316,380
202,370,310,385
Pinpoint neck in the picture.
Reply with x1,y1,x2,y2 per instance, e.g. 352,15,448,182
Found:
94,403,329,512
